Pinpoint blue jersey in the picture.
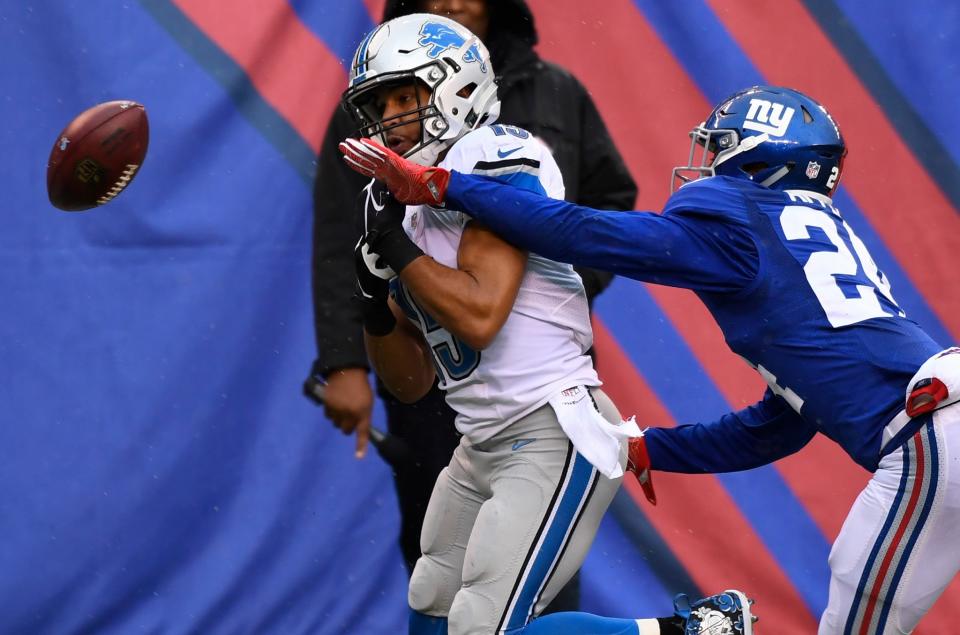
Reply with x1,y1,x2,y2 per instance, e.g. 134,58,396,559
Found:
444,172,944,472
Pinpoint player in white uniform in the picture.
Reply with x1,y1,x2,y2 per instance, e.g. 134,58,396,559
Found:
394,125,599,440
341,14,753,635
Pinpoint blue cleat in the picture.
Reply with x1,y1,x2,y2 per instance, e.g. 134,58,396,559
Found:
674,589,756,635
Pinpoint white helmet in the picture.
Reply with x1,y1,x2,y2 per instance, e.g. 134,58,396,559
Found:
342,13,500,166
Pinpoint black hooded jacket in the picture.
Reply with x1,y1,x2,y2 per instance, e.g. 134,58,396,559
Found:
311,0,638,375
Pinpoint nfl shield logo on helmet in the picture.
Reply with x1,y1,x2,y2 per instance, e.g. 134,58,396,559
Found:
805,161,821,179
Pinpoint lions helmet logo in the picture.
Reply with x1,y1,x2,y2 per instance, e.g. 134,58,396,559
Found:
418,22,487,73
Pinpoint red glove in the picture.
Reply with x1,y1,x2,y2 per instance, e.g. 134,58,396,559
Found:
627,436,657,505
339,138,451,206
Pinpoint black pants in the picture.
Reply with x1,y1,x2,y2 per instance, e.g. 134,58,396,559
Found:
379,380,580,614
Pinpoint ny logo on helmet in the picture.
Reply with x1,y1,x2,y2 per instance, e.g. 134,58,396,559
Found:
418,22,488,73
743,98,795,137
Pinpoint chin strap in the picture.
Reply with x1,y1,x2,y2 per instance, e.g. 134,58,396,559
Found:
713,131,770,170
758,165,791,187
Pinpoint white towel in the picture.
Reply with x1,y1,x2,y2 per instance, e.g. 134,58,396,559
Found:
548,386,641,479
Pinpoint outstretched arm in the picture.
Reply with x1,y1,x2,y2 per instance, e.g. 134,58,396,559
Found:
645,390,818,473
444,172,757,292
339,138,757,293
447,172,673,278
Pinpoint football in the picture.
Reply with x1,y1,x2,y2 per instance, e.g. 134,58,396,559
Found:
46,100,149,211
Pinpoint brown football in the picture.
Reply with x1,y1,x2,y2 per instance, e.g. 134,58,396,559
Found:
46,100,149,211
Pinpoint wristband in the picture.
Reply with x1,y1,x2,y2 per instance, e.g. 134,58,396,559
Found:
374,229,425,274
358,296,397,336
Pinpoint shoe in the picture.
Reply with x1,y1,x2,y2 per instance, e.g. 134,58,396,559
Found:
674,589,756,635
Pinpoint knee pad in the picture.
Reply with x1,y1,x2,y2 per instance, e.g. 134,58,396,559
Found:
447,586,499,635
409,555,457,615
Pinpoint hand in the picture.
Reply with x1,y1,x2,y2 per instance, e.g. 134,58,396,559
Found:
339,138,451,205
627,435,657,505
320,368,375,459
354,233,393,304
353,181,407,336
357,178,424,275
353,234,398,336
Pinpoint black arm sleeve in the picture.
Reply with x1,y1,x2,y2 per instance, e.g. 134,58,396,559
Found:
310,108,371,375
571,80,638,303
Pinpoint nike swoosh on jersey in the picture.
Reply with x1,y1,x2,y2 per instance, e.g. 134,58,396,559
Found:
497,146,522,158
511,438,536,451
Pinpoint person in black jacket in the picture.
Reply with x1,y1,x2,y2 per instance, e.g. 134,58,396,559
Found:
306,0,637,611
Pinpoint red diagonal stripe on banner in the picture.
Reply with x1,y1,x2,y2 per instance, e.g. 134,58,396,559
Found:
705,0,960,341
173,0,345,153
531,0,879,555
595,320,817,633
363,0,385,22
529,0,764,412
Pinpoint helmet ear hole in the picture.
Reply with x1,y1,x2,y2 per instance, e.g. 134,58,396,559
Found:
741,161,768,175
457,82,477,98
801,105,814,124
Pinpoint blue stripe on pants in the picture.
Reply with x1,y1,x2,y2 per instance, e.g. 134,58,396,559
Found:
506,451,597,630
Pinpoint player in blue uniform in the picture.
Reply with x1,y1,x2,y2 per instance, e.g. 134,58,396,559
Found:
340,85,960,634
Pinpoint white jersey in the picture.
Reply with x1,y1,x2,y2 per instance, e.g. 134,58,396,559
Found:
392,125,599,442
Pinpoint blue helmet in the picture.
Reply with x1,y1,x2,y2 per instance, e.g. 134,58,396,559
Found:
672,86,847,195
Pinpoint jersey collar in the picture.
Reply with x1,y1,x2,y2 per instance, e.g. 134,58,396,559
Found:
784,189,834,206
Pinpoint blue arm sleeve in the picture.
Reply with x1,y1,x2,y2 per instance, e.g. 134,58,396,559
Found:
644,390,818,473
445,171,757,293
